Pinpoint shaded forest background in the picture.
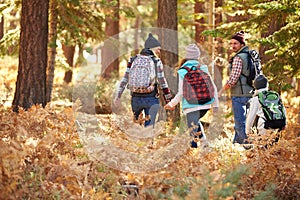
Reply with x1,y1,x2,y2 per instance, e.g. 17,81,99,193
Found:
0,0,299,199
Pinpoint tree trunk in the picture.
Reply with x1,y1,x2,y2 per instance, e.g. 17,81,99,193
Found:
157,0,178,68
260,17,286,65
195,1,206,44
62,44,75,84
134,0,142,55
0,16,3,40
214,0,224,90
46,0,58,102
157,0,180,123
101,0,120,79
13,0,49,112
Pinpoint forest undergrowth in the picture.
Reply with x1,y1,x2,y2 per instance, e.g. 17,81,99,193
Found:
0,58,299,199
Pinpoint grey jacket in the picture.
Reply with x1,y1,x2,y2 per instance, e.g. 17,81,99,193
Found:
229,46,253,97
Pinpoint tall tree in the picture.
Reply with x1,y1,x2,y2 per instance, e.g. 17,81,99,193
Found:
157,0,178,68
157,0,179,122
12,0,49,112
101,0,120,79
46,0,58,102
195,1,206,44
62,44,75,83
0,16,3,40
133,0,142,55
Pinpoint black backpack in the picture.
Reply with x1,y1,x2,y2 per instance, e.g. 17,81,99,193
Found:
243,50,263,87
258,90,286,129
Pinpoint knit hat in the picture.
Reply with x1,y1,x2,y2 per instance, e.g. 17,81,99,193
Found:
254,74,268,89
231,31,246,45
144,33,161,49
185,44,201,60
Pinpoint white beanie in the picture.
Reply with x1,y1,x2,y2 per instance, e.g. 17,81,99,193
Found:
185,44,200,60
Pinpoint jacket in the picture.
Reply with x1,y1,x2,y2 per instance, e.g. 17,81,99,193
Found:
229,46,253,97
246,88,268,135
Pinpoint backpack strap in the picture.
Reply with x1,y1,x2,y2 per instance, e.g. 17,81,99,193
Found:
150,56,159,86
179,65,198,72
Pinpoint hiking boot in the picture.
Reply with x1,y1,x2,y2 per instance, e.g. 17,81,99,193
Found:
190,140,198,148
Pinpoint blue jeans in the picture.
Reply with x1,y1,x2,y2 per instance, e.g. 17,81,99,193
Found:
186,109,208,136
131,96,160,127
231,96,251,144
186,109,209,148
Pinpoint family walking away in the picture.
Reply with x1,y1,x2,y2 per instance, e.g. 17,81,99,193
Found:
115,31,286,149
114,33,172,127
164,44,219,148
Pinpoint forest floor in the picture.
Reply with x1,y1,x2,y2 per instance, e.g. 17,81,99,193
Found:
0,58,299,199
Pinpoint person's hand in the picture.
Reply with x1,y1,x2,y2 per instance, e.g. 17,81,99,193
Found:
164,103,175,110
212,107,219,114
114,97,120,105
218,88,224,98
218,84,230,98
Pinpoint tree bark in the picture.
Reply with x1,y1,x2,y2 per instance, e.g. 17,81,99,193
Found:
13,0,49,112
101,0,120,79
134,0,142,55
260,17,286,64
157,0,178,68
157,0,180,123
46,0,58,102
214,0,224,90
62,44,75,84
0,16,3,40
195,1,206,44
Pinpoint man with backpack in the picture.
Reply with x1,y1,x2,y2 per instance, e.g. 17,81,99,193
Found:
218,31,253,144
246,74,286,135
114,33,172,127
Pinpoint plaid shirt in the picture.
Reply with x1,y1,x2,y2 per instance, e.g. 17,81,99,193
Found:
226,56,243,87
116,55,171,99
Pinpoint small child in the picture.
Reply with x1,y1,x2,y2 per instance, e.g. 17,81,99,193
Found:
246,74,286,135
164,44,219,148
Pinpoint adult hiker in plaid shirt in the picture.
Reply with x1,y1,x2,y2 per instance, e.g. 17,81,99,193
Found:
115,33,172,127
218,31,253,144
165,44,219,148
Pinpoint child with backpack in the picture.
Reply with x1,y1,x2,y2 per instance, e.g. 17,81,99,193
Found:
164,44,219,148
246,74,286,135
114,33,172,127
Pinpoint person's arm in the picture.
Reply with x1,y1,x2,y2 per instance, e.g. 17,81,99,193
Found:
246,97,259,134
164,76,183,110
114,57,134,104
212,80,219,109
218,56,243,97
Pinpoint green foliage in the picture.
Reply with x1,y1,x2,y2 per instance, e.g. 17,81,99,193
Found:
0,28,19,57
57,0,106,45
0,1,20,57
253,184,278,200
216,166,250,198
203,0,300,91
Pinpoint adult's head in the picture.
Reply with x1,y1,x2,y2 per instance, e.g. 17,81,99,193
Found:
185,44,201,60
144,33,161,56
254,74,268,90
229,31,246,53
